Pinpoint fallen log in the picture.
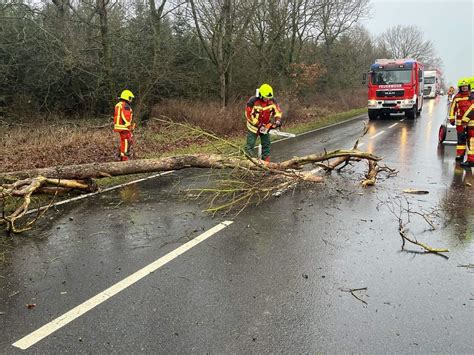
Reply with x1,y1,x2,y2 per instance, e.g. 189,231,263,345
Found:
1,150,384,233
1,150,381,181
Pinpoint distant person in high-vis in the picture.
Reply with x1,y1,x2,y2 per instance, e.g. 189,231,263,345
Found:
244,83,282,162
449,78,471,161
447,86,455,103
460,77,474,168
114,90,135,161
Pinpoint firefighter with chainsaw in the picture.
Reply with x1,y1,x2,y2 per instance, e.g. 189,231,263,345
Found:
449,78,471,161
459,77,474,167
245,83,282,162
114,89,135,161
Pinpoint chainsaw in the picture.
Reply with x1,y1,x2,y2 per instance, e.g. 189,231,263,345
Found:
269,129,295,138
256,124,296,159
258,123,296,138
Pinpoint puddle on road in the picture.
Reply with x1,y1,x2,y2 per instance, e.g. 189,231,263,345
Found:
439,166,474,243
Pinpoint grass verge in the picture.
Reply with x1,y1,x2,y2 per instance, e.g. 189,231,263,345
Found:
286,108,366,135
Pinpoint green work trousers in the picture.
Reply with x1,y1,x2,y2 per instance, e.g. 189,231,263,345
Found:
245,131,271,160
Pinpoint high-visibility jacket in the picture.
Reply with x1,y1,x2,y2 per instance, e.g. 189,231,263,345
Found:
449,91,470,123
114,100,133,132
462,94,474,127
245,96,282,134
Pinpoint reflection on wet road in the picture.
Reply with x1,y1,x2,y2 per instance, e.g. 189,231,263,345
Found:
1,97,473,353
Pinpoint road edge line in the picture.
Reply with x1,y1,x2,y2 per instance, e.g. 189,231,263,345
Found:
272,113,367,144
25,171,175,216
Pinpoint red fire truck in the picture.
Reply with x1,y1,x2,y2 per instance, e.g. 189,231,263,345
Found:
367,58,424,120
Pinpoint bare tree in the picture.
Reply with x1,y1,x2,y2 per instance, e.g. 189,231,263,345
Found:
189,0,257,107
424,56,444,70
1,0,376,114
378,25,436,63
315,0,370,49
245,0,293,76
96,0,115,100
149,0,185,66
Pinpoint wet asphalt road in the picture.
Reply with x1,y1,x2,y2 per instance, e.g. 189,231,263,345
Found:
1,97,473,353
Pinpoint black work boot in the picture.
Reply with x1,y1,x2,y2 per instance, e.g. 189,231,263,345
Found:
460,161,474,168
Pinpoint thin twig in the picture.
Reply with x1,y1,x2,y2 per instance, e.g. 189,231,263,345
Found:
399,223,448,254
340,287,368,305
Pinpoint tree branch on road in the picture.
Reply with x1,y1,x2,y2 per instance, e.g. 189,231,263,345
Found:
340,287,368,306
1,121,392,234
378,195,449,257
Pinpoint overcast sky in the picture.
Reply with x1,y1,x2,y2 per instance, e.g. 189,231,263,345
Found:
362,0,474,85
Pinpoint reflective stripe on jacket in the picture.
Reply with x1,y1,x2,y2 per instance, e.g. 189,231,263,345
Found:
114,100,133,132
449,92,469,120
462,102,474,126
245,96,282,133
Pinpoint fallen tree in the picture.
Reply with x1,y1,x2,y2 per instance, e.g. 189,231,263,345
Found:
0,150,381,181
1,120,395,233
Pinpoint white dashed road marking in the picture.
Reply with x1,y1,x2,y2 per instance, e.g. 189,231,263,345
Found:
388,123,399,128
12,221,233,350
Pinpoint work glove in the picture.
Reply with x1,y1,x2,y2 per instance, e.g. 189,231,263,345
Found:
274,120,282,128
258,123,272,134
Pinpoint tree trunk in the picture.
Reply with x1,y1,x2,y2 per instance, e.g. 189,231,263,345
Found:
96,0,115,100
1,149,385,233
219,66,226,107
149,0,167,69
1,150,381,181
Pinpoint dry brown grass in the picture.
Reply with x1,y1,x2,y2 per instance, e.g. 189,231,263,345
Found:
155,99,245,137
1,125,116,172
155,88,365,133
1,93,365,173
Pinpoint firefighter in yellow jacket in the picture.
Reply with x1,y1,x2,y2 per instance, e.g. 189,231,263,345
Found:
244,84,282,162
114,90,135,161
449,78,471,161
460,77,474,167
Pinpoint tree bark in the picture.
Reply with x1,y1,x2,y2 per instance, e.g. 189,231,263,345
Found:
96,0,115,100
1,150,381,181
149,0,167,69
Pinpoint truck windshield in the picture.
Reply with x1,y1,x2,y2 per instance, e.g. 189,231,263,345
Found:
371,69,412,85
425,77,435,84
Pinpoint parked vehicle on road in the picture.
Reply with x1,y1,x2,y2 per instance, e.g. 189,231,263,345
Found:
366,58,424,120
423,69,441,98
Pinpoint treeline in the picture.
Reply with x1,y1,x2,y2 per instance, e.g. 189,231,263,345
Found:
2,0,394,117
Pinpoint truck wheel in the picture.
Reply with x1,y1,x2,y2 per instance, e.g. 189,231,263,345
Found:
368,110,378,120
416,101,421,116
405,106,416,119
438,125,446,144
